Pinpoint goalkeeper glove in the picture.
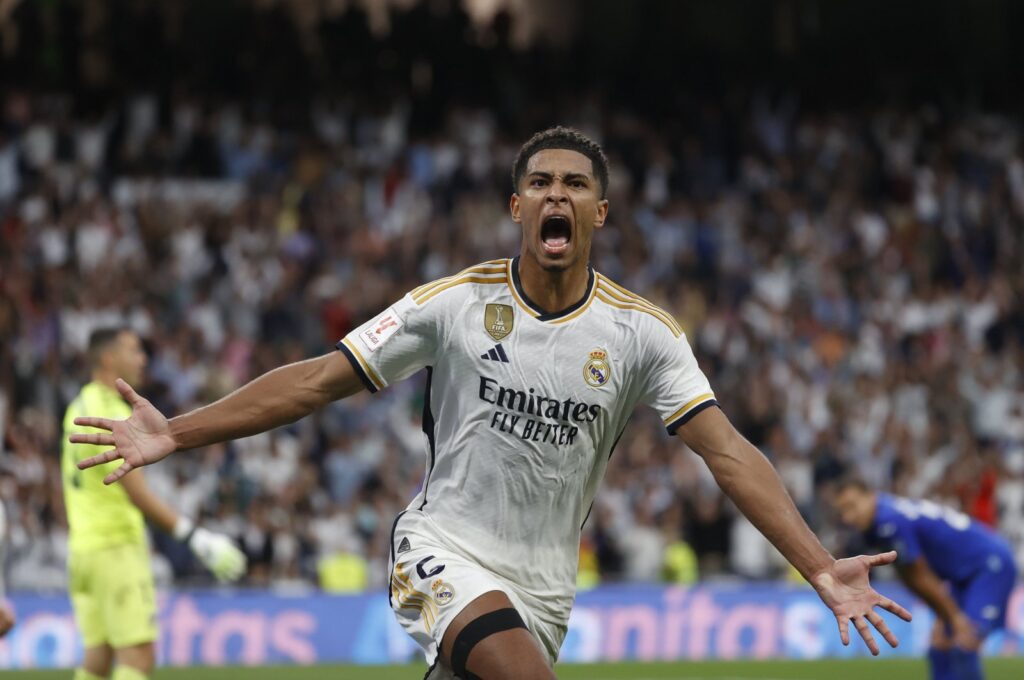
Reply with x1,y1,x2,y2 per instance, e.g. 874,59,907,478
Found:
174,517,247,583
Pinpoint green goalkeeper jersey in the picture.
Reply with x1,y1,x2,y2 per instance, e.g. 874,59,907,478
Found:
62,381,146,553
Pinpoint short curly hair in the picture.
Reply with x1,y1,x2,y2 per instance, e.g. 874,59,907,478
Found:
511,126,610,199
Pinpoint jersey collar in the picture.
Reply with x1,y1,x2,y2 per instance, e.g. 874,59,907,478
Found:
508,256,596,322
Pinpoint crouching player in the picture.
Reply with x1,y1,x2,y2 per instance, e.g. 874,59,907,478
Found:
834,478,1017,680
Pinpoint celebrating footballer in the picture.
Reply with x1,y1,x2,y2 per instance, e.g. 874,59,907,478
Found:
72,127,911,680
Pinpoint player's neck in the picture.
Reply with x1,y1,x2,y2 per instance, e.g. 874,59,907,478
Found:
516,253,590,314
91,370,118,391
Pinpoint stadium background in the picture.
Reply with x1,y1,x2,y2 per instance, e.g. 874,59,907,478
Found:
1,0,1023,676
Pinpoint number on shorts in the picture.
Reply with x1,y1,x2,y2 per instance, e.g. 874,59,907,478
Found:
416,555,445,580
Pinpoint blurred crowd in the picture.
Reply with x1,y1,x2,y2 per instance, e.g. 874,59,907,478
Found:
1,86,1023,593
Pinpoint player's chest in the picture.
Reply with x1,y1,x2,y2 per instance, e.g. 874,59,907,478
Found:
441,301,636,416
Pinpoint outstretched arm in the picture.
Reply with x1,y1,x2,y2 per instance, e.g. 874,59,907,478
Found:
678,407,831,577
71,352,364,483
677,406,912,654
168,352,363,448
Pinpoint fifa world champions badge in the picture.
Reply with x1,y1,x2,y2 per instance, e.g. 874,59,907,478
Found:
484,303,514,341
583,349,611,387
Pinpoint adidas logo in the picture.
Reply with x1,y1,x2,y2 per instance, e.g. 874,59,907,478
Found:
480,343,510,363
397,537,411,554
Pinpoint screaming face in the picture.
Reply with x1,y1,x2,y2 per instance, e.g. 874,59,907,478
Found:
540,214,572,257
510,148,608,272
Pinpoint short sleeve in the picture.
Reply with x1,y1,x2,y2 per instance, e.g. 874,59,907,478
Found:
640,328,718,435
337,293,442,393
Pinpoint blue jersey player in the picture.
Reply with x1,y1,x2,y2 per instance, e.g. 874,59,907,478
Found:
834,478,1017,680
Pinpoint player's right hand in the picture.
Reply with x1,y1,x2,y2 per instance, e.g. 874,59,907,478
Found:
811,551,912,655
0,601,16,637
70,378,177,484
189,528,248,583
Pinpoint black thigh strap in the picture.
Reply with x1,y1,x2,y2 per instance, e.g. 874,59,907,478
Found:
450,607,527,680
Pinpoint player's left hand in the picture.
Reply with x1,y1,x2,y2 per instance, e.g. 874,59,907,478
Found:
810,551,913,655
0,601,15,638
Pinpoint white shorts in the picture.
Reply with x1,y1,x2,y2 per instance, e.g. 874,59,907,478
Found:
388,509,565,679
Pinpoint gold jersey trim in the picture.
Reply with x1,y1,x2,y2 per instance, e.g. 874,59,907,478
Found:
340,337,386,390
663,393,716,425
507,256,597,323
506,258,540,318
411,261,508,305
548,277,598,325
594,288,682,338
415,274,507,305
392,564,437,631
596,275,683,335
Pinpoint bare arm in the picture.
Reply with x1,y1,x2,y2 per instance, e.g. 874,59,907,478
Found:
168,352,364,450
677,406,911,653
676,406,832,578
71,352,365,483
898,559,980,649
120,459,248,582
896,558,960,623
120,469,180,534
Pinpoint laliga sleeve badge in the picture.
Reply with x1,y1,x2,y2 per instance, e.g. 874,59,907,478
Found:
431,579,456,605
484,303,514,341
359,307,403,353
583,348,611,387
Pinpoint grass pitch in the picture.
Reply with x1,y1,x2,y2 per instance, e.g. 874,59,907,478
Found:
3,659,1024,679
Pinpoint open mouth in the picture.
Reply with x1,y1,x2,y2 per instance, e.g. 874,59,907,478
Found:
540,215,572,255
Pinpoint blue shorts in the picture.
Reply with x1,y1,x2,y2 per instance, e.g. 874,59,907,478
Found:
952,549,1017,638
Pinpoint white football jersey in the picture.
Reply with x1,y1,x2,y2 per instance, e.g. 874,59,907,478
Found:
338,257,715,626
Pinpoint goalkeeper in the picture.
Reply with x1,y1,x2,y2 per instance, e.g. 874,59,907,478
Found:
62,328,246,680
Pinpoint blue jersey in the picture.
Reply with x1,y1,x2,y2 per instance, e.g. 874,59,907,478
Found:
866,493,1013,583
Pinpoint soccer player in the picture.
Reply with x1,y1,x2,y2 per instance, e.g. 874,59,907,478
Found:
833,478,1017,680
73,128,911,680
0,499,14,638
63,328,247,680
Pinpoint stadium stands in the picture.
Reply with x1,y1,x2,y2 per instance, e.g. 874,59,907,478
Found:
1,0,1023,595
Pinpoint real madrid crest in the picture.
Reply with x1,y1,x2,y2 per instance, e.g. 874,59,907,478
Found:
484,303,514,341
584,348,611,387
431,579,456,605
